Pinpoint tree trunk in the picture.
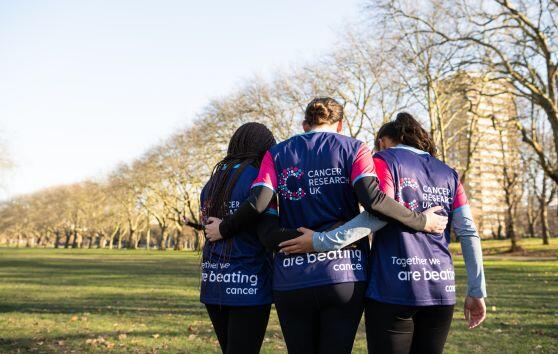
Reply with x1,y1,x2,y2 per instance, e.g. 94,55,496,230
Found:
117,230,123,249
127,229,137,250
134,233,141,249
506,204,522,252
54,231,61,249
88,235,95,249
64,230,72,248
72,230,79,248
98,234,107,249
509,222,519,252
159,227,168,251
494,220,503,240
145,227,151,251
108,226,119,250
507,206,521,252
541,202,550,245
527,220,536,239
167,232,174,250
174,229,184,251
25,236,34,248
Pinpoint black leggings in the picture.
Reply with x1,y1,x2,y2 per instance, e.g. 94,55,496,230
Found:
365,299,454,354
273,282,365,354
205,304,271,354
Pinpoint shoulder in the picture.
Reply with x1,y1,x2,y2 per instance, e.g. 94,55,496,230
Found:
430,157,459,178
331,133,364,148
373,149,389,158
321,133,367,158
239,164,259,180
269,136,297,154
373,148,396,161
201,179,212,200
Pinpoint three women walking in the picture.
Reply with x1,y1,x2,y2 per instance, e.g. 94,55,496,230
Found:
197,97,486,354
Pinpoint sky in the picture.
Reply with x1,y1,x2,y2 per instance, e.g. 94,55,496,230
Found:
0,0,363,200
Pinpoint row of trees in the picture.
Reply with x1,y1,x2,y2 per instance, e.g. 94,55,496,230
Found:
0,0,556,250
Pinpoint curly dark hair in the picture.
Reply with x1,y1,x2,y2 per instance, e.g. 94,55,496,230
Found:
376,112,437,156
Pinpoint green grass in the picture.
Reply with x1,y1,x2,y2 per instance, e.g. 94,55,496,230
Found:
457,237,558,258
0,245,556,353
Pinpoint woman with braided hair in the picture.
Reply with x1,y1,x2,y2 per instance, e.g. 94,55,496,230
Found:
198,122,277,354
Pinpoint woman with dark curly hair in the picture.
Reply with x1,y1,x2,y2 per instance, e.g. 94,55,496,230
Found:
295,112,487,354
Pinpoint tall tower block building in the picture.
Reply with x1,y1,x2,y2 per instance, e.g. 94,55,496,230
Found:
440,73,520,238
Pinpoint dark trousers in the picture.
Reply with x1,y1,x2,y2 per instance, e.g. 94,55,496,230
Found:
365,298,454,354
205,303,271,354
274,282,366,354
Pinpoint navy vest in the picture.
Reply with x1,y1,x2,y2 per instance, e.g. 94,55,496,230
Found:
200,165,273,305
270,131,369,291
367,147,459,306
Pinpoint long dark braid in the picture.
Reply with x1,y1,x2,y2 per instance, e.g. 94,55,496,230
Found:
206,122,276,220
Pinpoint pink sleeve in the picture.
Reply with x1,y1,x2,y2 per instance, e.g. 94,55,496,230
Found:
251,151,277,191
373,156,395,198
350,143,376,185
452,182,469,210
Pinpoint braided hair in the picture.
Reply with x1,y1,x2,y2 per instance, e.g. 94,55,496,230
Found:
376,112,437,157
205,122,276,220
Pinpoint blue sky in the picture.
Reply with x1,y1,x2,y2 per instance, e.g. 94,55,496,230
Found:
0,0,363,199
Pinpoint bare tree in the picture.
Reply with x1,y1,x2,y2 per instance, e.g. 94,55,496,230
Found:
373,0,558,183
312,32,412,142
491,114,523,250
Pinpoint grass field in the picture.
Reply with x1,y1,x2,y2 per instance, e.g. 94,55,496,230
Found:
449,238,558,258
0,240,557,353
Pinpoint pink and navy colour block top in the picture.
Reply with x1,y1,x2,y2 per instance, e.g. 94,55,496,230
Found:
252,130,374,291
200,164,276,306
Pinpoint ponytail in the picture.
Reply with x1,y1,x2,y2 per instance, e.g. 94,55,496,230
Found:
376,113,437,156
393,112,437,157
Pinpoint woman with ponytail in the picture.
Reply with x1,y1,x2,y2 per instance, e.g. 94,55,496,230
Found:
294,112,487,354
205,99,448,354
198,122,277,354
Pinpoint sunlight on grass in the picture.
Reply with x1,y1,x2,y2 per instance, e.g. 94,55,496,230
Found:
0,245,556,353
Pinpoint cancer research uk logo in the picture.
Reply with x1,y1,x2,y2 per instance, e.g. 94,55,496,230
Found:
278,166,306,201
396,177,420,210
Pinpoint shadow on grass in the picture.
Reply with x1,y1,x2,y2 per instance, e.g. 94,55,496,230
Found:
0,329,216,353
1,249,556,353
0,252,202,291
0,251,207,318
0,300,207,317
